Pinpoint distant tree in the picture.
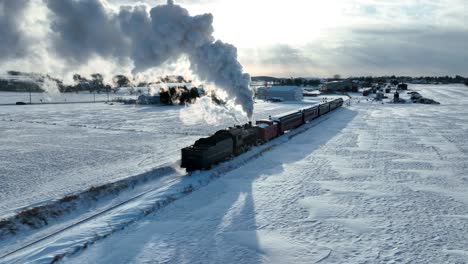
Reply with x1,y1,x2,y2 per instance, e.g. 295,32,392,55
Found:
73,74,87,83
113,75,131,88
293,78,305,86
7,70,21,76
455,75,464,83
464,79,468,86
284,78,294,86
90,73,105,93
159,89,172,105
333,74,341,80
307,79,321,86
70,74,90,92
168,87,178,103
91,73,103,85
136,82,148,87
178,86,190,105
189,87,199,100
104,84,112,93
211,93,225,105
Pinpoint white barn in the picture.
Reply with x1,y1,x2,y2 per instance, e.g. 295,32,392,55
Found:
256,86,303,101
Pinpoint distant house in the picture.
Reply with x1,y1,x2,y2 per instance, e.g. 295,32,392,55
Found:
303,90,320,97
321,80,353,92
255,86,269,99
256,86,303,101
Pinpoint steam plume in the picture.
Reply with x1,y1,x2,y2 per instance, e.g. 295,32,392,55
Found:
45,0,254,118
180,96,246,125
189,41,254,119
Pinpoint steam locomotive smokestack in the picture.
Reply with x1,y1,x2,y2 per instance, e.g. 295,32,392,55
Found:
45,0,254,118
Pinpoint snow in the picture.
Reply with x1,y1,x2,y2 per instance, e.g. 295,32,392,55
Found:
0,97,325,218
1,84,467,263
0,91,128,104
257,123,271,128
53,84,466,263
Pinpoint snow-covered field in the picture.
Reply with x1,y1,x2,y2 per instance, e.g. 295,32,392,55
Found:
59,84,467,263
1,84,467,263
0,91,128,104
0,97,322,218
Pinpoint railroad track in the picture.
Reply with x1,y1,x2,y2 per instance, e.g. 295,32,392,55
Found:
0,175,180,262
0,111,338,263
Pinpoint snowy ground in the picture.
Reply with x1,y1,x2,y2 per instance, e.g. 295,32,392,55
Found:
58,84,467,263
0,91,129,104
0,97,323,218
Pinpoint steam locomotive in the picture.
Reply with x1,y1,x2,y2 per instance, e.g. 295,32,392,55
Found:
181,98,344,171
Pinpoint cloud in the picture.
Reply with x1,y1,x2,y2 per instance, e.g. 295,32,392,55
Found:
45,0,130,65
238,44,321,77
0,0,31,59
342,27,468,76
239,24,468,77
257,45,315,66
1,0,467,78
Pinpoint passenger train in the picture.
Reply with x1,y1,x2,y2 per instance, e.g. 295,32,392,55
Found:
181,98,344,171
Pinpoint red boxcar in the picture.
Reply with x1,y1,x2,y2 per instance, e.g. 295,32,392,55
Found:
302,106,319,123
275,111,304,134
256,120,279,142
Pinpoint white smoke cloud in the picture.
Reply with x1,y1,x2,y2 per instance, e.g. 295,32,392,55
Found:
45,0,253,118
39,76,62,101
45,0,130,65
189,40,253,118
179,96,247,125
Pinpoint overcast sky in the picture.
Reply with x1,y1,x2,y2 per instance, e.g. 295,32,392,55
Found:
1,0,467,78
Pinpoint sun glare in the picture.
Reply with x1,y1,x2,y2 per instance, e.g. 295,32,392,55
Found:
187,0,344,48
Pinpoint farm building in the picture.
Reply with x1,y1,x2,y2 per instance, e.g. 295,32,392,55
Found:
256,86,303,101
255,86,269,99
321,79,353,92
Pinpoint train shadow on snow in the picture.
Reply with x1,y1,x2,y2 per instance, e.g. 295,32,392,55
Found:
197,107,359,263
214,107,359,263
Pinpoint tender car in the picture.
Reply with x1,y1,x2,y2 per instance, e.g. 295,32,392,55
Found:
181,132,233,171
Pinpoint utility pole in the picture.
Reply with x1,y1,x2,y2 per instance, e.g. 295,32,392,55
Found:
29,87,32,104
